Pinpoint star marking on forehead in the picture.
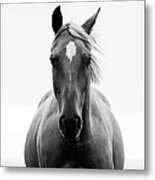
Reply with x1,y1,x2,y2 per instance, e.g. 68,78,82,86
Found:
65,41,77,63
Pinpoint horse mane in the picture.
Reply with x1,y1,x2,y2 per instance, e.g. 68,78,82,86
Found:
52,22,103,83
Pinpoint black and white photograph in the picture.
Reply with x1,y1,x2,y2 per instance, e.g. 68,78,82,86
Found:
1,0,144,169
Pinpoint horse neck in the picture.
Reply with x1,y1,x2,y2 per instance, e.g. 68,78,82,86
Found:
81,84,92,141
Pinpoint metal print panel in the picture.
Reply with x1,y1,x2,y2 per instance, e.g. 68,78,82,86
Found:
1,0,145,169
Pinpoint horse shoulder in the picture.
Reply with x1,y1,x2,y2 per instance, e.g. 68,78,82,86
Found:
25,91,56,167
91,88,124,169
36,93,59,167
110,113,125,169
24,108,43,167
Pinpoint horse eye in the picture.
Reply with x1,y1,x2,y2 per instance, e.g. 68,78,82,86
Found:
50,54,58,67
55,88,60,98
86,55,91,67
56,89,60,94
82,54,91,67
87,57,91,66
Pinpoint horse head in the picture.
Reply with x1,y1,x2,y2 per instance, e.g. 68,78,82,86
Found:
50,6,100,140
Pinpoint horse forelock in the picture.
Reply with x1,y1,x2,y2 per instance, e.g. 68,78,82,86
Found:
51,22,103,83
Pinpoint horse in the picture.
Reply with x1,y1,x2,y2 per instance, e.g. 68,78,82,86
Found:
24,6,124,169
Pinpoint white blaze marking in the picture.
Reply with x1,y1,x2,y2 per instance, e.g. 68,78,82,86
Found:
66,41,76,63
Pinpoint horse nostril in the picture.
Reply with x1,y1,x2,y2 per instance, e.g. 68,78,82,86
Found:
75,116,82,129
59,116,65,131
58,115,82,139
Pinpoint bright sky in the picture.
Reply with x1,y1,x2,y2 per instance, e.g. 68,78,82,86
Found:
1,1,144,169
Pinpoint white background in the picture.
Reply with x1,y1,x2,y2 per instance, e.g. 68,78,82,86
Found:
0,0,153,179
1,0,144,168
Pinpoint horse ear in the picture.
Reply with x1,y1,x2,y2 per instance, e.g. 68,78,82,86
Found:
52,6,63,34
82,8,101,34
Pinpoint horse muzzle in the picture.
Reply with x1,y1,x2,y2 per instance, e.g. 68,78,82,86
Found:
59,115,82,140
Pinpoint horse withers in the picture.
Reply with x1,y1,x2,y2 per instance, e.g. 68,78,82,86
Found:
24,6,124,169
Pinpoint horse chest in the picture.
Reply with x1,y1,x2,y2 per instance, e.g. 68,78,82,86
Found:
58,140,113,169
